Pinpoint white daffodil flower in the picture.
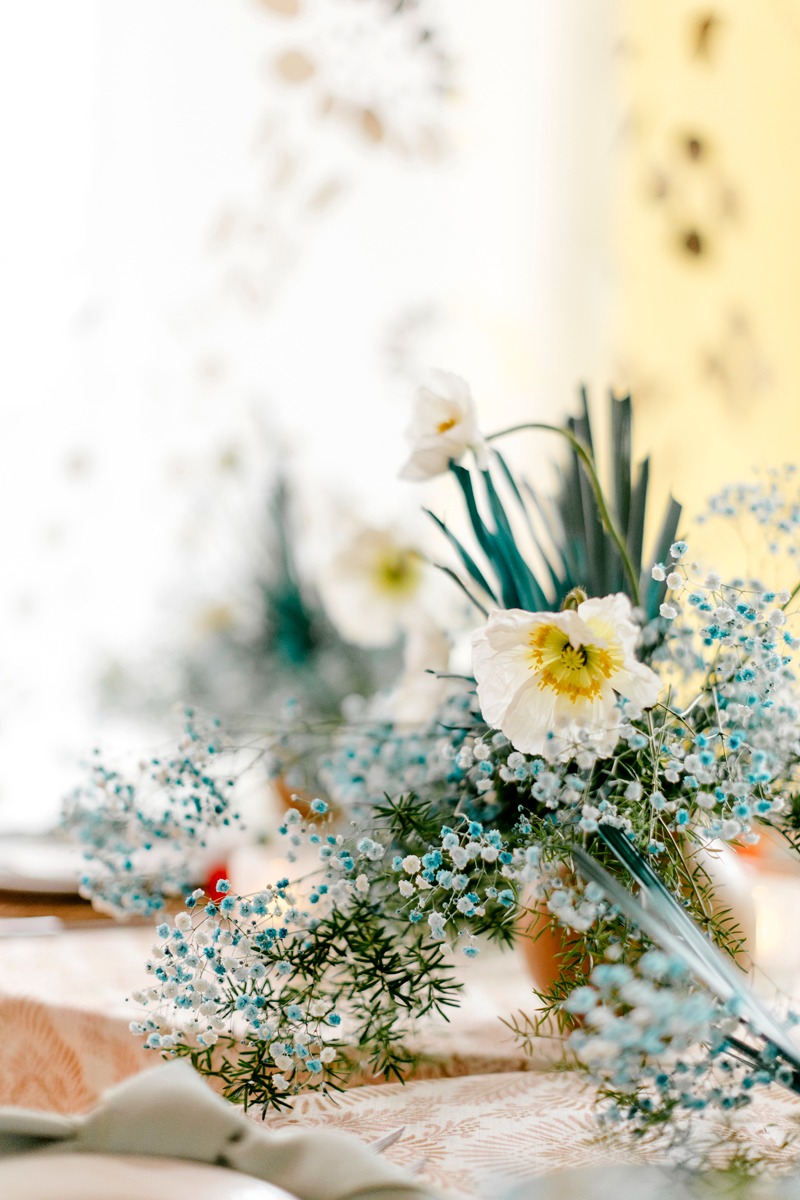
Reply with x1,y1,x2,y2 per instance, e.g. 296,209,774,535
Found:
318,528,426,648
399,369,485,481
471,593,661,760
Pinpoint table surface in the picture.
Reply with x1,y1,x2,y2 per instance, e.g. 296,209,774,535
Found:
2,897,800,1197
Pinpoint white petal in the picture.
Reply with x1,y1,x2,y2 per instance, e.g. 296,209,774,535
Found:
612,660,661,707
495,677,558,755
579,593,638,653
401,371,480,480
552,687,617,731
426,369,474,420
548,609,597,648
473,655,536,729
478,607,583,652
399,444,454,481
552,691,621,759
407,387,461,434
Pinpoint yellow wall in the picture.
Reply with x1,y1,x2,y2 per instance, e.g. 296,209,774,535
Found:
614,1,800,535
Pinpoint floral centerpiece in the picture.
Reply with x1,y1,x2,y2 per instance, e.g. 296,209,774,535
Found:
64,375,800,1160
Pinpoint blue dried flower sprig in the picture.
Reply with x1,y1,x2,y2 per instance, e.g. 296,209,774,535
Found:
62,709,241,917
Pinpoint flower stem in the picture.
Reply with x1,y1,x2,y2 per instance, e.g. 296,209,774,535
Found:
486,423,641,606
782,579,800,611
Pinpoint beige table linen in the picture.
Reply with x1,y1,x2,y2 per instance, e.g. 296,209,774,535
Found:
0,927,544,1112
262,1068,800,1197
2,925,800,1197
0,926,155,1111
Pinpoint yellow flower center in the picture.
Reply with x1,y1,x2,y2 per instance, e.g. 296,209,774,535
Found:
436,417,457,434
528,622,620,704
373,550,421,597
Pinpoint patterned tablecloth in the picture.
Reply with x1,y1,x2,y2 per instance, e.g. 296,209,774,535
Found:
0,919,547,1110
0,922,155,1113
261,1070,800,1196
2,910,800,1197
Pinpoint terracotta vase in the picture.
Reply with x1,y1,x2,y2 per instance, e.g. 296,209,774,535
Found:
271,775,335,821
518,839,757,997
273,775,305,813
517,900,591,1000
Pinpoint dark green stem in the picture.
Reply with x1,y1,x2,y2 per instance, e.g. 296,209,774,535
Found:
486,423,641,606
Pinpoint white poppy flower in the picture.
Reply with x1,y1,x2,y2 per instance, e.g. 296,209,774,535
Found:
318,528,426,647
471,593,661,760
399,370,484,481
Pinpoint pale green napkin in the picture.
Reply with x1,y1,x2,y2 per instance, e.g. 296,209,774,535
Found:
0,1061,441,1200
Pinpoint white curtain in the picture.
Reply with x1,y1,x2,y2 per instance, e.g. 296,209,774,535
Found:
0,0,570,826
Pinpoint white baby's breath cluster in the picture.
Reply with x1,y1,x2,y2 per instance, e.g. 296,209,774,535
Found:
648,543,799,844
131,875,344,1101
565,952,768,1139
701,466,800,559
62,710,242,917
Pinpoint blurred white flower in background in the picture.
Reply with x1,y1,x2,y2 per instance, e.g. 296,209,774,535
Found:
399,369,485,481
387,616,451,727
318,527,429,647
471,593,661,759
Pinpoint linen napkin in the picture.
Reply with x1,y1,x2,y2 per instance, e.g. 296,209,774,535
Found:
0,1061,441,1200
